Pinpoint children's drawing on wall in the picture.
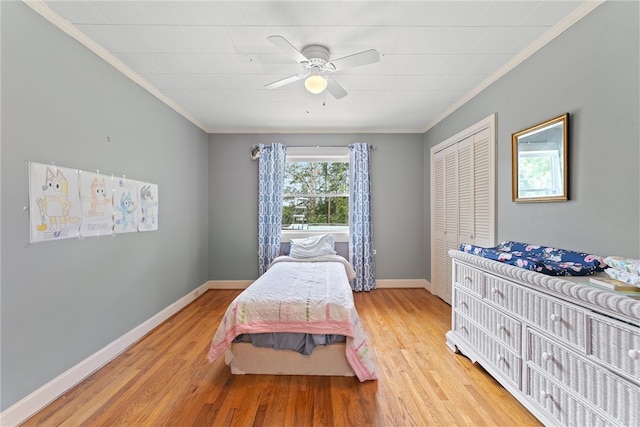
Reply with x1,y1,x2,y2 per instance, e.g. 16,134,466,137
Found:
138,182,159,232
29,163,82,243
79,171,114,237
113,178,139,234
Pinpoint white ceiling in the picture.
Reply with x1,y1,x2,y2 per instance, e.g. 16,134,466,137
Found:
34,1,601,133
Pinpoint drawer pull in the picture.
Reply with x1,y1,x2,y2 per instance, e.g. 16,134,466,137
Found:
496,354,505,362
464,275,472,282
492,288,500,296
629,349,640,360
549,314,561,322
540,391,551,400
496,323,503,331
541,352,553,362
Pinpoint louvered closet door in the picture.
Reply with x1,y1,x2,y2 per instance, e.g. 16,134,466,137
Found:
457,136,474,247
433,150,447,302
458,129,494,248
472,128,494,247
433,145,458,304
443,145,459,304
431,117,495,306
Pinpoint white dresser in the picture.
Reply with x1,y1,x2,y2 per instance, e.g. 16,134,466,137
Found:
446,250,640,426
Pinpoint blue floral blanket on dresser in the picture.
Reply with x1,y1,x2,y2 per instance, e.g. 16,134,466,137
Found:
460,241,607,276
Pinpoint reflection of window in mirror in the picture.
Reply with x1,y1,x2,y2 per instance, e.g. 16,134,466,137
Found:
518,150,562,197
512,114,568,202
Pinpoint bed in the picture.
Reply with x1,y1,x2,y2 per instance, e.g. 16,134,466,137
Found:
207,238,377,382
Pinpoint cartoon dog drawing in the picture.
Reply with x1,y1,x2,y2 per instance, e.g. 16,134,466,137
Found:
139,185,157,227
35,167,80,231
88,177,111,217
115,192,136,230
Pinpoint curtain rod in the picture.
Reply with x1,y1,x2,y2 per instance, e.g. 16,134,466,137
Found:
250,143,375,160
280,144,375,149
250,143,376,150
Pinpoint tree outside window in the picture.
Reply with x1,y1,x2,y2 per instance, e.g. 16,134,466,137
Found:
282,161,349,231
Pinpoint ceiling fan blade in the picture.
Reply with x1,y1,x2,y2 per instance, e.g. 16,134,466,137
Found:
267,35,309,64
264,73,308,89
328,49,380,71
326,77,348,99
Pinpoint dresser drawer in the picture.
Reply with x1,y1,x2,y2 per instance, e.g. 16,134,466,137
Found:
454,289,521,352
526,328,639,426
526,368,614,426
485,275,586,349
588,315,640,382
454,263,484,297
454,313,521,388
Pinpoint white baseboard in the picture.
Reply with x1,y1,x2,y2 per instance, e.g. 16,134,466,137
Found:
376,279,429,289
424,279,434,293
205,279,253,289
0,281,211,427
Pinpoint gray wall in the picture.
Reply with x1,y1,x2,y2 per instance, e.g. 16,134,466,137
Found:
1,2,210,410
208,133,425,280
424,0,640,264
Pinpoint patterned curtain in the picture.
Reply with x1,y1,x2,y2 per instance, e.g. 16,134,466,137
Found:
258,143,286,275
349,142,376,291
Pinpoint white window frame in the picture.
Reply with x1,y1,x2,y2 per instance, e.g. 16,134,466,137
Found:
281,147,350,243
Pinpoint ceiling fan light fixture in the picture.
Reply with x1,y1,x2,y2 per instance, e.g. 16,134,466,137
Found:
304,74,327,94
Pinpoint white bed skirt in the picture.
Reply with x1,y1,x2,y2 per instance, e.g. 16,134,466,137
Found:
224,343,355,377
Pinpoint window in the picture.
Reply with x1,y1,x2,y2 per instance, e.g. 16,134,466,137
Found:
281,147,349,241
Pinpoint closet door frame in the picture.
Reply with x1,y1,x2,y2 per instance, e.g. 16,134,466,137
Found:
429,113,497,299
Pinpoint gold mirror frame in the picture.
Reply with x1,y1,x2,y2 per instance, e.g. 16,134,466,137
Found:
512,113,568,202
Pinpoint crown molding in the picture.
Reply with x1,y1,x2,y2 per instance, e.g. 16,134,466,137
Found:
22,0,209,133
423,0,605,133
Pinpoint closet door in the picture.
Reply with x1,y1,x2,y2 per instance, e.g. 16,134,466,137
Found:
430,114,496,305
433,144,458,304
457,136,474,247
472,128,494,247
458,128,494,248
432,150,447,303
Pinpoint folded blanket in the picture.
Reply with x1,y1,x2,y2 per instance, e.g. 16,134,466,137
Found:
604,267,640,286
604,256,640,275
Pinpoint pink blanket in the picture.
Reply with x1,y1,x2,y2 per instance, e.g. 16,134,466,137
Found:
208,255,377,381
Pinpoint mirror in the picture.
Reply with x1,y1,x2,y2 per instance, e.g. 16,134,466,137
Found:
512,113,568,202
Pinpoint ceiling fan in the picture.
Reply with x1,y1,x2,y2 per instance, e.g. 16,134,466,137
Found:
264,35,380,99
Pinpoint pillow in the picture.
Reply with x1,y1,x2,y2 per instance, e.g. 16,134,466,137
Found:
289,234,336,258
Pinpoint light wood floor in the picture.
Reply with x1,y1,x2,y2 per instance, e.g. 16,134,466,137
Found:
23,288,541,426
